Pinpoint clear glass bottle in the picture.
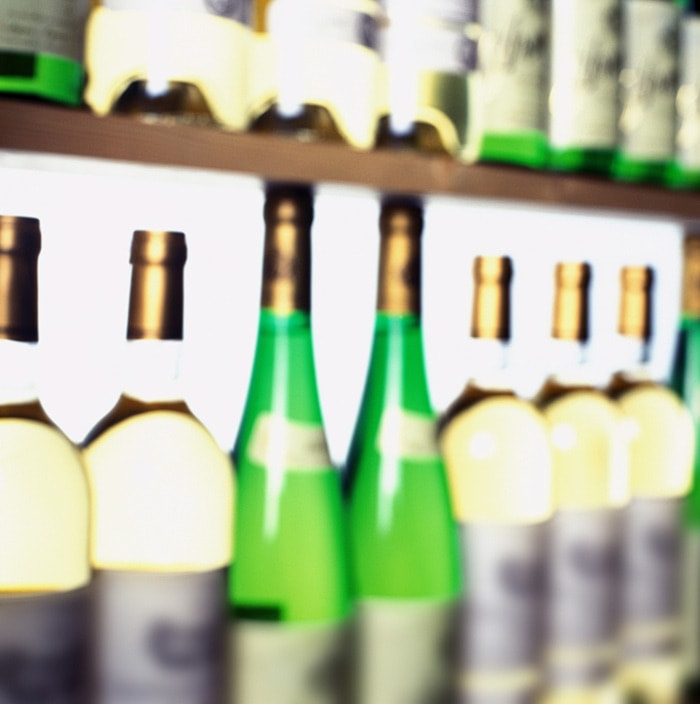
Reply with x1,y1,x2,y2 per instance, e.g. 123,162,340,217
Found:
0,215,91,702
439,255,553,704
230,184,352,704
535,262,628,704
613,0,681,184
667,0,700,189
374,0,476,159
248,0,382,150
608,266,694,704
0,0,89,105
81,229,234,703
548,0,622,174
83,0,253,130
475,0,550,169
669,232,700,704
344,196,461,704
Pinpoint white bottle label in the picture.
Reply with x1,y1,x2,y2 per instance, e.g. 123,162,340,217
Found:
478,0,548,134
618,0,678,161
376,408,439,461
104,0,251,24
0,587,88,704
622,497,682,660
248,413,333,472
356,598,458,704
549,0,621,149
682,529,700,680
677,17,700,171
0,0,89,62
92,568,227,704
459,521,546,701
231,620,348,704
546,508,621,687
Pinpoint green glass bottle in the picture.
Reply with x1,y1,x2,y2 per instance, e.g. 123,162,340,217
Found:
0,1,88,105
230,184,352,704
344,196,461,704
613,0,681,184
670,232,700,703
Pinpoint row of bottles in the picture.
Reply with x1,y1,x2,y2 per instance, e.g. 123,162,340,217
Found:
2,1,700,187
0,190,697,704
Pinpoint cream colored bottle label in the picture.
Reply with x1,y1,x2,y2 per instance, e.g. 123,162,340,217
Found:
478,0,548,134
619,0,678,161
93,569,227,704
0,0,89,61
356,598,458,704
231,620,349,704
622,497,682,659
248,413,333,471
459,521,546,703
677,17,700,171
377,408,439,460
0,587,88,704
547,508,621,687
549,0,621,149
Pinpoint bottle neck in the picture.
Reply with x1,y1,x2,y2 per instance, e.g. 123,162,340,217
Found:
467,337,513,392
546,337,595,387
612,334,652,380
0,340,40,405
122,339,184,403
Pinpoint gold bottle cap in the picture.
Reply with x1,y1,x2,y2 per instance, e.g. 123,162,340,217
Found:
471,255,512,340
0,215,41,342
127,230,187,340
261,183,313,314
682,233,700,316
618,265,653,340
552,262,591,341
377,195,423,315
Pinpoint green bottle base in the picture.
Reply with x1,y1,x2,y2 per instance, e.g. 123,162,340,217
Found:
0,51,84,106
611,154,671,185
547,146,614,175
477,131,549,169
665,162,700,190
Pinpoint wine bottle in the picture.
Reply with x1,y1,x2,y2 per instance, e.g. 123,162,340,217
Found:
475,0,549,169
230,184,352,704
248,0,382,149
438,256,552,704
344,196,461,704
535,262,628,704
0,215,91,702
548,0,622,173
613,0,680,184
83,0,252,130
669,231,700,704
608,266,694,704
0,0,89,105
81,229,234,702
668,0,700,189
374,0,476,159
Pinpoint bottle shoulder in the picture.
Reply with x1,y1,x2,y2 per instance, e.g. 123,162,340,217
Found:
438,382,516,436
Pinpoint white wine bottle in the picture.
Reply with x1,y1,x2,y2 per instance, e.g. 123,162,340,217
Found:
0,215,91,702
84,0,252,130
248,0,382,149
344,196,461,704
608,266,694,704
535,262,629,704
81,230,235,703
439,256,553,704
229,184,351,704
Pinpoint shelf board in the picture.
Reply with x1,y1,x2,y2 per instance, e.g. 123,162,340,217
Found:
0,97,698,222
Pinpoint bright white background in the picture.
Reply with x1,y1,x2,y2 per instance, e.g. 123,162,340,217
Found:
0,153,684,465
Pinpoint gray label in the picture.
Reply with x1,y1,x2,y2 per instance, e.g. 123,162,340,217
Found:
546,508,621,686
459,522,546,701
92,568,227,704
622,497,682,659
0,587,88,704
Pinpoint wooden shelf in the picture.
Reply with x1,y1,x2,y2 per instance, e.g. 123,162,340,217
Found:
0,97,698,222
